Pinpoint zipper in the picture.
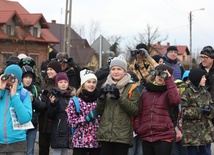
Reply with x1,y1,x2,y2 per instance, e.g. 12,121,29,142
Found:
149,94,156,142
4,92,10,144
57,119,61,131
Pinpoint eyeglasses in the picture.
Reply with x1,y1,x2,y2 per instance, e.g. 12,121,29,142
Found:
168,51,178,54
200,56,209,60
22,61,31,65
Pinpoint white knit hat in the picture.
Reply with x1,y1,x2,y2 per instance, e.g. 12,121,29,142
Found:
80,69,97,85
109,55,127,72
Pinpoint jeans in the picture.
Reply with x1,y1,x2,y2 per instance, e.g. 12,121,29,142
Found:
187,144,211,155
171,141,188,155
52,148,68,155
128,135,143,155
26,128,37,155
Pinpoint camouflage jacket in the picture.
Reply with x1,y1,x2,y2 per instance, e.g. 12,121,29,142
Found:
181,83,214,146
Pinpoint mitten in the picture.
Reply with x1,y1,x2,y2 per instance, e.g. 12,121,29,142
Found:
85,109,98,122
201,104,211,115
98,88,107,100
110,86,120,100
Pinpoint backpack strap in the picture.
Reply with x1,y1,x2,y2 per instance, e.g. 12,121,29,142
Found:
20,88,29,102
72,96,80,114
128,83,137,99
31,85,38,98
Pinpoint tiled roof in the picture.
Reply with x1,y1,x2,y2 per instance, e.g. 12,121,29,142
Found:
0,0,58,43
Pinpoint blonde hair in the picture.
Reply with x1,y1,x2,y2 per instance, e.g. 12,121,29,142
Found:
76,85,83,97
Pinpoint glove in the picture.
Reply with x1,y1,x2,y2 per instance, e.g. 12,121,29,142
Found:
138,48,150,58
98,88,107,100
201,104,211,116
85,109,98,122
110,86,120,100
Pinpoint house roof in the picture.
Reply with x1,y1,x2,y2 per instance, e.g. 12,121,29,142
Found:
0,0,58,43
48,21,97,65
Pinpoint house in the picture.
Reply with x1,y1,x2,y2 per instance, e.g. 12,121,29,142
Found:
150,42,190,65
48,20,99,72
0,0,59,71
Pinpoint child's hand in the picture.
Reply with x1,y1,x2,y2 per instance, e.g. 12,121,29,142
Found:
164,69,171,78
49,95,56,103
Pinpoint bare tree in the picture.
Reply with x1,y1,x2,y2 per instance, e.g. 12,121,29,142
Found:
125,24,168,54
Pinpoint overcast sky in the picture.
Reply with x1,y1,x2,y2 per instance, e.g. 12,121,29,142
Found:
13,0,214,54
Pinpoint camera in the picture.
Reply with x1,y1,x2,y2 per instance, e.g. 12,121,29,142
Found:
1,74,16,83
130,49,146,57
50,87,60,97
150,70,168,79
99,84,117,100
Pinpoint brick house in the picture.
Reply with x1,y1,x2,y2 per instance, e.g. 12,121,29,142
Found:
150,42,190,65
0,0,59,71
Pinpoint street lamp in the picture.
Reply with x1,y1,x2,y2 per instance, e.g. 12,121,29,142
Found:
189,8,205,69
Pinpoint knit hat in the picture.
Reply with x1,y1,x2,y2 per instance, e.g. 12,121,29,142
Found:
189,68,206,87
155,64,173,75
22,65,35,79
152,55,163,63
47,60,62,73
55,72,69,85
109,55,127,72
167,46,178,53
4,64,23,83
200,46,214,59
136,43,148,51
80,69,97,85
6,56,19,66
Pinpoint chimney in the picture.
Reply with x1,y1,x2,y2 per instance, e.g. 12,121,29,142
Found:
51,20,56,23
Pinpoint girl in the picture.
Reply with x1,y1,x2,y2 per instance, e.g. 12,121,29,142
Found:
134,64,181,155
47,72,75,155
67,69,101,155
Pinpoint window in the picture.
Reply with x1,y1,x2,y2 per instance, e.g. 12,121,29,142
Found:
6,25,12,36
29,54,39,66
33,27,38,37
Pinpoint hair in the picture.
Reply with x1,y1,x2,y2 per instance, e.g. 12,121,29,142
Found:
76,85,83,97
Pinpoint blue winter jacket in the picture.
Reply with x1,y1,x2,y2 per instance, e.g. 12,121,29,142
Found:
0,83,32,144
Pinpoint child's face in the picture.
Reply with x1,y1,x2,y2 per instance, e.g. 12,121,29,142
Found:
22,75,33,87
83,79,96,92
57,80,69,91
155,75,165,85
199,75,206,87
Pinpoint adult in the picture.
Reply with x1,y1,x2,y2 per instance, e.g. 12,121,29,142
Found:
39,60,62,155
96,55,140,155
162,46,185,80
0,65,32,155
56,52,81,89
21,65,46,155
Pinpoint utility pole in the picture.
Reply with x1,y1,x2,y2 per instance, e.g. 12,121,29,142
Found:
63,0,72,57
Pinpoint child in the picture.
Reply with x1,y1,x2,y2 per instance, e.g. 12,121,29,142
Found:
47,72,75,155
22,65,46,155
181,67,214,155
67,69,101,155
134,64,181,155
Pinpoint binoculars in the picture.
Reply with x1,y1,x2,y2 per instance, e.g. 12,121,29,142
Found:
1,74,16,83
150,70,168,79
99,84,117,100
130,49,146,57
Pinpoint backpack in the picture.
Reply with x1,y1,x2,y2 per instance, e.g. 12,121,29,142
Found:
20,87,29,102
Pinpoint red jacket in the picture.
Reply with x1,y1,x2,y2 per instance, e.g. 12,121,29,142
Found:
134,76,181,142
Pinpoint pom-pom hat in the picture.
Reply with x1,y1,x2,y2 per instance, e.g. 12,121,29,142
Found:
109,55,127,72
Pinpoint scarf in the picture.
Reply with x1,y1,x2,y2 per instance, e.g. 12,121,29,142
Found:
145,82,167,92
104,73,131,93
79,89,98,102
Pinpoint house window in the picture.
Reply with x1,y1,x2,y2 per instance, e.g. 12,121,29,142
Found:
1,53,12,71
29,54,39,66
6,25,12,36
33,27,38,37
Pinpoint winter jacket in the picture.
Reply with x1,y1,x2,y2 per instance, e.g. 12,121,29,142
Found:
0,83,32,144
96,82,140,145
134,76,181,142
162,53,185,80
181,83,214,146
47,88,73,148
67,97,100,148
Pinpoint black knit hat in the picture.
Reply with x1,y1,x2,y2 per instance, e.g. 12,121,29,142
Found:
200,46,214,59
167,46,178,53
136,43,148,51
189,68,206,87
152,55,163,63
155,64,173,75
47,60,62,73
6,56,19,66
